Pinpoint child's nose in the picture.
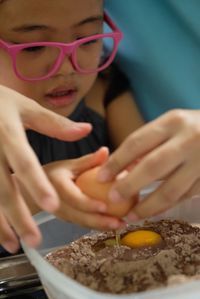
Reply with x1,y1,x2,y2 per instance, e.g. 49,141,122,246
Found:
55,55,75,77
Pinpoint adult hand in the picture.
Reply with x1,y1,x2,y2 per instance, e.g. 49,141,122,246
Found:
0,85,91,253
98,109,200,220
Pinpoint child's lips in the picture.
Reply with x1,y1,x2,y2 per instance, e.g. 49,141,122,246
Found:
45,88,77,107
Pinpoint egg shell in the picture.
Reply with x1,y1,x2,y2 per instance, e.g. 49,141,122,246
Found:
76,166,135,217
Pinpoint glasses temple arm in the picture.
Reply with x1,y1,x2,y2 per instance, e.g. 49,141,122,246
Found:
103,11,122,33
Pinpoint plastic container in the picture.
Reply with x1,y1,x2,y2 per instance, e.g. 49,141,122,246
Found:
22,184,200,299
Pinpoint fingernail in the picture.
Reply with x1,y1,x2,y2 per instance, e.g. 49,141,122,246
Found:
2,241,19,253
109,189,124,202
74,123,92,130
118,222,127,229
109,221,121,229
97,205,107,213
23,234,40,247
42,196,59,211
97,169,111,182
126,212,140,222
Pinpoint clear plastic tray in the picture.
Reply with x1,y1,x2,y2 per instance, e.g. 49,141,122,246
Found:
22,184,200,299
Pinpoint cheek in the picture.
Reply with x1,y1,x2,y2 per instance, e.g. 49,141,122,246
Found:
79,73,98,95
0,51,37,97
0,50,15,84
0,51,23,92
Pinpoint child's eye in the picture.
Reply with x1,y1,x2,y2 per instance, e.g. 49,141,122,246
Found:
83,39,98,46
22,46,46,52
79,39,100,48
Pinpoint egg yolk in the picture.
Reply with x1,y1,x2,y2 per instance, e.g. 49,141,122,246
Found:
120,230,162,248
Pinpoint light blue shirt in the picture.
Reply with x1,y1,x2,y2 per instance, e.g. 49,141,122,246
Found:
106,0,200,121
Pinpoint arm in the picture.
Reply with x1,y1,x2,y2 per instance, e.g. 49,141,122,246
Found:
85,64,144,149
105,90,144,148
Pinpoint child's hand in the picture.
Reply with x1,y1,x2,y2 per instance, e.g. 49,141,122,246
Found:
43,147,125,230
98,109,200,220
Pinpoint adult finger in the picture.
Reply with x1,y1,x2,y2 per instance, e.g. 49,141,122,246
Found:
6,199,41,249
107,137,184,202
183,178,200,200
0,119,59,211
97,117,170,182
0,165,41,248
127,161,197,220
21,99,92,141
98,109,188,182
0,211,19,253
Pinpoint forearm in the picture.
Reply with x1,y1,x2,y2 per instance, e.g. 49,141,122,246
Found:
106,91,144,148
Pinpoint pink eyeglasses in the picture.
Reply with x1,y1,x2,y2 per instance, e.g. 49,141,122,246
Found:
0,12,122,81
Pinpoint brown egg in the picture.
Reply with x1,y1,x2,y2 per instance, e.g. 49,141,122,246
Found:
76,166,135,217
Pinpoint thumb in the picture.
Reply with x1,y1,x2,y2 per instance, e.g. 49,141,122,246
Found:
21,100,92,141
70,147,109,174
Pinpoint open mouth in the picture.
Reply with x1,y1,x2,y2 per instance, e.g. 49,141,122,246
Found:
47,89,75,98
45,88,77,107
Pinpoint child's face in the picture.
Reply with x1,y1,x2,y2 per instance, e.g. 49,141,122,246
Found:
0,0,103,116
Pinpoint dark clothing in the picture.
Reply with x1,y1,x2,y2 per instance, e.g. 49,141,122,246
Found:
27,100,111,164
26,64,130,165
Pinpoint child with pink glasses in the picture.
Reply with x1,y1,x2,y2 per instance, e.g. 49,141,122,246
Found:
0,0,143,254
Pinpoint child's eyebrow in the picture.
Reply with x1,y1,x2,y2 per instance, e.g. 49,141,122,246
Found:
12,24,49,33
11,15,103,33
75,15,103,27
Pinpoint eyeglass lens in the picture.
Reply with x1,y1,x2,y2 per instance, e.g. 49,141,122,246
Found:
15,37,114,79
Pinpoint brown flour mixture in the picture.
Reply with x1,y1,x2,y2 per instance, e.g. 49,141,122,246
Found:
46,219,200,294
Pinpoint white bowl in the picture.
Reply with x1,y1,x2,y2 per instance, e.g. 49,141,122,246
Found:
21,185,200,299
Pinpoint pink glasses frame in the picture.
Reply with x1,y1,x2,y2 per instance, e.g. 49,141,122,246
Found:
0,12,122,81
